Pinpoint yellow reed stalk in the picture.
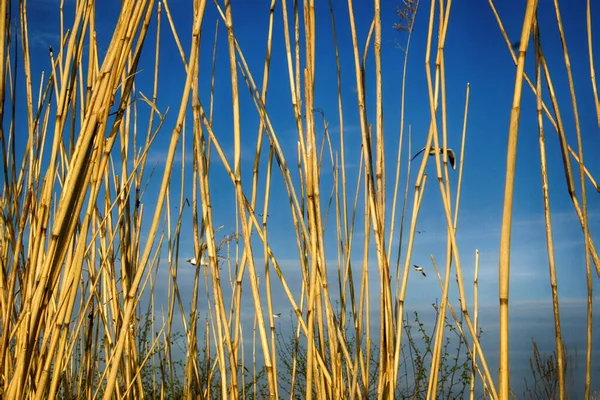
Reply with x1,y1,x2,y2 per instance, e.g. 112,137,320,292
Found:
229,2,279,396
302,4,323,397
497,1,538,398
537,53,600,280
162,0,187,68
387,1,419,264
347,1,395,397
531,20,565,400
374,0,384,243
429,255,488,391
194,97,326,361
426,3,452,391
347,151,366,399
550,2,593,396
18,0,34,136
186,74,201,398
5,0,597,397
12,1,155,392
488,0,600,198
327,0,352,338
395,4,441,398
374,2,397,396
0,0,7,123
192,59,235,400
224,0,275,395
220,17,343,395
587,0,600,127
361,143,372,398
418,0,498,397
393,124,412,296
101,0,205,397
470,250,480,400
263,146,278,399
427,80,470,400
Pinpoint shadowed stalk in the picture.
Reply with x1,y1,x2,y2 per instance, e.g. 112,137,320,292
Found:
532,19,564,400
550,2,592,396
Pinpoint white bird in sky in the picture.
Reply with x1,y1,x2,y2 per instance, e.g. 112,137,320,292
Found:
413,265,427,277
411,146,457,170
272,313,281,318
187,256,208,267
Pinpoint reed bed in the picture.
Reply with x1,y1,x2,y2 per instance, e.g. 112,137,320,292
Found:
0,0,597,398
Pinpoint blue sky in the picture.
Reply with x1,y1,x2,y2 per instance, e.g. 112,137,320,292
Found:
16,0,600,396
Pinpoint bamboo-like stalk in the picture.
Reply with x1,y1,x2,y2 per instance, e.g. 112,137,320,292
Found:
497,2,538,398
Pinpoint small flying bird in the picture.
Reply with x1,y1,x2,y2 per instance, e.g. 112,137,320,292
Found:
416,230,425,234
413,265,427,277
187,256,209,267
272,313,281,318
411,147,457,170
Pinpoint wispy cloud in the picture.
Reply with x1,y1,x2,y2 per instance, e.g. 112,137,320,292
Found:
28,30,61,50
